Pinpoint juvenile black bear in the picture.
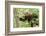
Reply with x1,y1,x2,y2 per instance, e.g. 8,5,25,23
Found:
19,12,38,22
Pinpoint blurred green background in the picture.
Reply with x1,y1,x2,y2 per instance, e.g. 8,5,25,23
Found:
13,8,39,28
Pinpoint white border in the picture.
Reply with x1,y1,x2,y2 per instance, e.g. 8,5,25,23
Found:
10,5,42,32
